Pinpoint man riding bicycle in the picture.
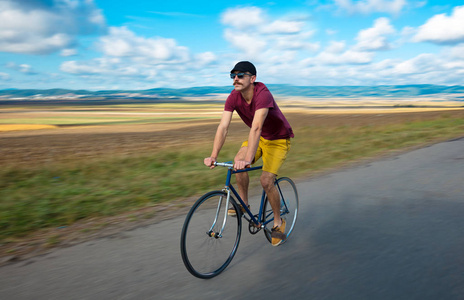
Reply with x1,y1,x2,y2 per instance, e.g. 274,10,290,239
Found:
204,61,294,246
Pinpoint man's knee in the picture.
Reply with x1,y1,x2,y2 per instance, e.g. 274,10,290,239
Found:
260,172,276,191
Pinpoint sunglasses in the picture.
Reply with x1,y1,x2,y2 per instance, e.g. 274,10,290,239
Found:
230,73,253,79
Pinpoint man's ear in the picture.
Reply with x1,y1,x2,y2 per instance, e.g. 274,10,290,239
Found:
251,75,257,83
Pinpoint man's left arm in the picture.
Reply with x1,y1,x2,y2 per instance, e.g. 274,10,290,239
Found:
234,108,268,170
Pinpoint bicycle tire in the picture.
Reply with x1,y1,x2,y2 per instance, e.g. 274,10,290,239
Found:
263,177,298,245
180,190,242,279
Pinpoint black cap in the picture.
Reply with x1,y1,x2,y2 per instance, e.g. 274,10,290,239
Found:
230,61,256,76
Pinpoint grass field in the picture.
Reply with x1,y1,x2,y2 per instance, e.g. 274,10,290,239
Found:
1,99,464,256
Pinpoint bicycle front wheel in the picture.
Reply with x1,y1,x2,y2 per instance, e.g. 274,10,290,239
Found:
180,191,242,279
263,177,298,244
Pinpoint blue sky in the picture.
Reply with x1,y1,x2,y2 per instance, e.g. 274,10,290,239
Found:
1,0,464,90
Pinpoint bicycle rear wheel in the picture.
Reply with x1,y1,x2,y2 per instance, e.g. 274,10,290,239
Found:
263,177,298,244
180,191,241,279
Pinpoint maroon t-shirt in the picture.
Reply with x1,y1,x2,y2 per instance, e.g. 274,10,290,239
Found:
224,82,294,140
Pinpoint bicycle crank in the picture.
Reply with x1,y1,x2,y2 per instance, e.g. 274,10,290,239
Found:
248,216,262,234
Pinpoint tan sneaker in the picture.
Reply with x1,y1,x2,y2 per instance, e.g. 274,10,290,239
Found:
271,219,286,246
227,204,249,216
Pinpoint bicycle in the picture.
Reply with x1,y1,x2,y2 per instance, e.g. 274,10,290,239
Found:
180,161,298,279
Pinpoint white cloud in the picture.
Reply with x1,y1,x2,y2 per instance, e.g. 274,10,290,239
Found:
220,7,264,30
413,6,464,44
333,0,407,15
447,43,464,60
298,18,395,68
195,52,217,66
61,60,104,75
347,49,464,85
0,72,10,80
326,41,346,53
326,29,338,35
61,48,78,57
224,29,267,57
64,7,319,88
0,0,105,55
274,32,320,52
5,62,37,74
99,27,190,63
288,49,463,86
221,7,318,61
314,49,374,65
392,53,436,74
261,20,305,34
385,53,460,84
354,17,395,51
398,26,416,42
60,26,221,87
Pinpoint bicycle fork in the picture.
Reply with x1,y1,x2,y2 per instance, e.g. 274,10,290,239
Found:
207,189,232,239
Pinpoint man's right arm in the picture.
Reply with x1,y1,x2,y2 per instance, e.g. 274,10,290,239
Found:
204,110,233,169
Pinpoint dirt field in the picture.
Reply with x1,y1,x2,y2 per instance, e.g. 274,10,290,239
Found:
2,109,464,168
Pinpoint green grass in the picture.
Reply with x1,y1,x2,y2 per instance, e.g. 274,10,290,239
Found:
1,115,464,241
280,117,464,176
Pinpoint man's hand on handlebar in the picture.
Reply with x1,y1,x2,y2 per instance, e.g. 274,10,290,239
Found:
204,157,216,169
234,160,252,170
205,158,252,170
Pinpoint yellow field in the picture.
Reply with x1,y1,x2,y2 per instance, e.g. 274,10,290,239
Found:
0,124,58,132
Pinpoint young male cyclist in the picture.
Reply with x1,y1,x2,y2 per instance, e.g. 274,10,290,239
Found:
204,61,294,246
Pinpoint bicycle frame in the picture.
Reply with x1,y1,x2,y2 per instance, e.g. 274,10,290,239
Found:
214,162,283,236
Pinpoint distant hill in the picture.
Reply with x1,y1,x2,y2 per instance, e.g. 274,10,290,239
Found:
1,84,464,100
268,84,464,98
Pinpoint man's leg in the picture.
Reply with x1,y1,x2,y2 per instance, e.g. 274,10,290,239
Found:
260,171,281,228
260,138,290,246
234,146,249,206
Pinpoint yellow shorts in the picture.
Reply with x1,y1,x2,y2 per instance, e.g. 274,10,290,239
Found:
241,137,291,175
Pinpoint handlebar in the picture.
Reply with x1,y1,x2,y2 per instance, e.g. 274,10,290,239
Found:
213,161,263,172
214,162,234,168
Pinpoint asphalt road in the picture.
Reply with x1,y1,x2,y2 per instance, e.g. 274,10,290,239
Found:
1,138,463,300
